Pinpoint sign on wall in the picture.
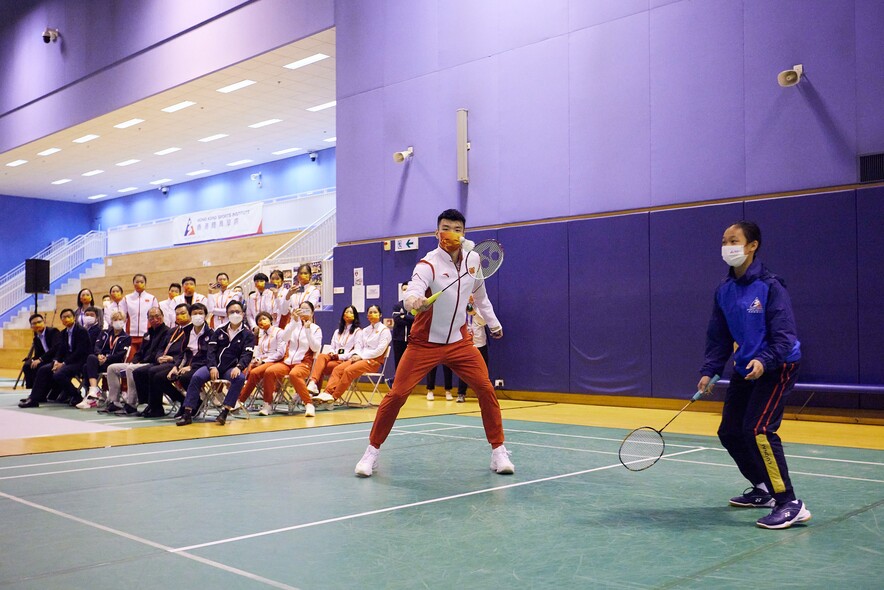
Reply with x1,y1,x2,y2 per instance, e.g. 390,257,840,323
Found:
172,202,263,245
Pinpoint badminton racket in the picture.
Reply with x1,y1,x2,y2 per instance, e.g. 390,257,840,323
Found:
618,374,720,471
411,239,504,315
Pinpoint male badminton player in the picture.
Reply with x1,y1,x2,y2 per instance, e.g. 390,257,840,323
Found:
699,221,809,529
355,209,512,477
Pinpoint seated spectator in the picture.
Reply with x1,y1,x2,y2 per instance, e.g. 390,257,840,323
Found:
161,303,213,416
306,305,361,394
121,274,159,357
83,306,103,347
176,300,255,426
101,307,169,415
315,305,391,405
247,273,275,328
78,311,131,409
20,313,60,390
133,303,191,418
232,311,287,415
159,283,182,328
19,308,91,408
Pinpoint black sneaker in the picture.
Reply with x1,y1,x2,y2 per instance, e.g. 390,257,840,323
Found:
115,403,138,416
729,487,775,508
100,402,123,414
176,409,193,426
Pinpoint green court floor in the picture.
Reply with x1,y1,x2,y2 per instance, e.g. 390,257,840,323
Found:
0,416,881,589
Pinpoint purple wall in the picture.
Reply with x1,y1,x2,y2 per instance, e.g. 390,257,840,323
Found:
0,0,334,153
335,0,884,242
0,194,92,273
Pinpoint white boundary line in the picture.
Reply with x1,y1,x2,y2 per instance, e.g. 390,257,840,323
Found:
171,447,708,553
0,490,301,590
660,456,884,484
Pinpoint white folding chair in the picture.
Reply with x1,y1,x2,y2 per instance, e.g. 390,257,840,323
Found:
343,348,390,407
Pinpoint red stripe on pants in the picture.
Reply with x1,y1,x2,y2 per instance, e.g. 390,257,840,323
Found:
368,338,504,448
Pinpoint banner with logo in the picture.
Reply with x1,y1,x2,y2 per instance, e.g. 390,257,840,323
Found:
172,202,263,245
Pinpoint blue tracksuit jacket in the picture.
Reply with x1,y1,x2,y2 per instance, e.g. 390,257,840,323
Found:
701,259,801,378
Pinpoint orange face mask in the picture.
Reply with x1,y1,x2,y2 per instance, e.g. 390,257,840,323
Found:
438,231,462,254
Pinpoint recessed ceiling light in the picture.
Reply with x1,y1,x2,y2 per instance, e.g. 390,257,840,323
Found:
149,178,173,185
114,118,144,129
248,119,283,129
217,79,256,93
87,194,108,200
6,159,28,167
51,178,72,185
117,186,139,193
82,169,104,177
271,147,302,155
154,147,181,156
323,136,337,142
198,134,229,143
115,159,140,167
227,159,254,167
37,148,61,156
73,134,100,143
283,53,330,70
306,100,336,112
161,100,196,113
186,169,211,176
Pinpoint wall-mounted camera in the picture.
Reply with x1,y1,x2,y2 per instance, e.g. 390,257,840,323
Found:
42,28,60,44
309,152,318,162
159,186,169,195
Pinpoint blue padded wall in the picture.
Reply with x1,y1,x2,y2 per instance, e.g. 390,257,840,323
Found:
568,214,651,396
745,190,859,383
497,223,570,393
649,202,744,398
857,187,884,392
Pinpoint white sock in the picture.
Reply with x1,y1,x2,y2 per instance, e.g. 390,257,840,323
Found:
755,482,769,493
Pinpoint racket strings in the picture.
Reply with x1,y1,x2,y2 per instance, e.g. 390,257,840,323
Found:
468,240,504,280
619,427,665,471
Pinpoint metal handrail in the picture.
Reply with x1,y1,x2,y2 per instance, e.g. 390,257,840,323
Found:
0,231,107,317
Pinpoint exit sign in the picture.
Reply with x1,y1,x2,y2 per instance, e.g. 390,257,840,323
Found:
395,237,419,251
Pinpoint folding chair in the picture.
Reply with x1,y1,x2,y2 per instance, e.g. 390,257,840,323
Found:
343,348,390,407
271,375,306,415
194,379,248,421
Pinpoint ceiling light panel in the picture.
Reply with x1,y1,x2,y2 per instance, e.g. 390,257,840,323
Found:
161,100,196,113
114,118,144,129
217,79,256,93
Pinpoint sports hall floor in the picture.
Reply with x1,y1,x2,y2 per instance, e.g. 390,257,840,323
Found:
0,374,881,589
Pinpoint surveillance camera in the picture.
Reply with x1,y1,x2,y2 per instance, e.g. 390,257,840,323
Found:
250,173,261,181
159,186,169,195
42,28,59,43
393,147,414,163
309,152,318,162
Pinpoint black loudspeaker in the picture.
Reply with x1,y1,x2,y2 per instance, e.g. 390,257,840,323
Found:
25,259,50,294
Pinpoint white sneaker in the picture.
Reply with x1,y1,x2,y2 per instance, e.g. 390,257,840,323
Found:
306,379,319,394
258,403,273,416
355,445,380,477
314,391,334,403
304,403,316,417
76,395,99,410
445,390,454,401
88,386,101,397
490,445,515,474
426,391,435,401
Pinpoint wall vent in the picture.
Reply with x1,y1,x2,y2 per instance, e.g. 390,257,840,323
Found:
859,153,884,183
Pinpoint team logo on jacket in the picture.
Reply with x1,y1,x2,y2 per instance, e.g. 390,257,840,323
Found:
747,297,763,314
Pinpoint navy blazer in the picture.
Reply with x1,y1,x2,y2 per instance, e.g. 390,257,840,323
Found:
179,323,213,370
55,324,91,366
32,327,60,363
207,323,255,374
93,329,132,365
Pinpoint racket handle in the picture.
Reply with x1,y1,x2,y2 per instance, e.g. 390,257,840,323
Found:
692,374,721,400
409,291,442,316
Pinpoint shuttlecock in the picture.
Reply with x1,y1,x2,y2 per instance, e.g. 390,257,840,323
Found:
461,238,475,252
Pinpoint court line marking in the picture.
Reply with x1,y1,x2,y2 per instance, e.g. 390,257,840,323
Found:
0,421,456,472
0,489,301,590
0,426,469,481
170,447,709,552
659,457,884,484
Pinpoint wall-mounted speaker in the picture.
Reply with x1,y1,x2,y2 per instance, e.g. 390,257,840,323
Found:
25,259,50,294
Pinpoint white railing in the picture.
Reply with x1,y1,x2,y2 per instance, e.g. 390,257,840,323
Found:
232,208,337,307
0,231,107,317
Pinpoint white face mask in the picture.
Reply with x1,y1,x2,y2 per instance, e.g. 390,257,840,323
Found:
83,316,97,327
722,245,748,267
191,315,206,327
228,313,243,325
112,320,126,331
